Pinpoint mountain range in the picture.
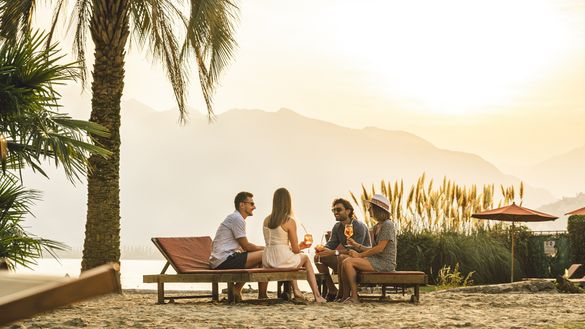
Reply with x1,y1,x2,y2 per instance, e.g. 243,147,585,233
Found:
23,102,575,249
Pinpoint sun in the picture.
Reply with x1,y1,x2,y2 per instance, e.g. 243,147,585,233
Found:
331,0,571,115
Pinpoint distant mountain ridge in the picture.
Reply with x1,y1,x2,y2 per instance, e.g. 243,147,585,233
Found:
528,193,585,231
23,103,556,248
522,145,585,198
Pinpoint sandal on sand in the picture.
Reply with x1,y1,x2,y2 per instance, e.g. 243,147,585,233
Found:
325,294,337,302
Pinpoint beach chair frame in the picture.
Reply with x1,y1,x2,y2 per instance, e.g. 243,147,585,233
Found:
315,271,427,303
143,237,308,303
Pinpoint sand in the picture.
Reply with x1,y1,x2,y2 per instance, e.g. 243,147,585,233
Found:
7,288,585,329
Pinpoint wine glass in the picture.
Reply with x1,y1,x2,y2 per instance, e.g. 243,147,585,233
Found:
314,244,325,264
344,224,354,249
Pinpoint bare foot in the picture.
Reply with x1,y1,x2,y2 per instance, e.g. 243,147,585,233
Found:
315,296,327,303
293,290,305,299
343,297,360,304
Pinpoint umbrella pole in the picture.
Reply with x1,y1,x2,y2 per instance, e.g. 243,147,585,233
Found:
510,222,515,283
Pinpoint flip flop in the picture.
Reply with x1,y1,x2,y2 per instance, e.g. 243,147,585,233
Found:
325,294,337,302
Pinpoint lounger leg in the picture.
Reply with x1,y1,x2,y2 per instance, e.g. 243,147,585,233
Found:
227,282,235,303
410,285,420,304
157,282,165,304
277,281,282,298
283,281,292,301
212,282,219,302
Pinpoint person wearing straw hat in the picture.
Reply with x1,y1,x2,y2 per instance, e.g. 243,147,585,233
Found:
340,194,397,303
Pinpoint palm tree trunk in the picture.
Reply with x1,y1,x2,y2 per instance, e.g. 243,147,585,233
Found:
81,0,130,271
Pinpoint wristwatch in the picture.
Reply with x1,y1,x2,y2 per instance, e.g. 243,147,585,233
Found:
335,250,339,256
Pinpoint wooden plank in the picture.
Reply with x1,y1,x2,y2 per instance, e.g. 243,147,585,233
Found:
0,264,120,326
359,274,427,285
144,273,248,283
248,271,307,282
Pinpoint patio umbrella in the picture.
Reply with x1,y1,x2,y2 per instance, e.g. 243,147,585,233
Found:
472,202,558,282
565,206,585,216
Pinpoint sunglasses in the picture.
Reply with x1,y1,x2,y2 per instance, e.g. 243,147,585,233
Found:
331,207,344,213
242,201,255,206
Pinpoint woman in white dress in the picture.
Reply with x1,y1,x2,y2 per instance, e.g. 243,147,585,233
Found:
263,188,326,303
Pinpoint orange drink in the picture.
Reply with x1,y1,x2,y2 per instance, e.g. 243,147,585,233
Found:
344,225,353,239
303,234,313,248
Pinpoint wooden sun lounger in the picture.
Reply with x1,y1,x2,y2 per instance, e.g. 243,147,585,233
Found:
566,264,583,279
0,264,121,326
142,237,307,303
315,270,427,303
565,264,585,287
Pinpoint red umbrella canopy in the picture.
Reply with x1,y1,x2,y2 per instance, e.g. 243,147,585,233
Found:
472,203,558,222
565,206,585,216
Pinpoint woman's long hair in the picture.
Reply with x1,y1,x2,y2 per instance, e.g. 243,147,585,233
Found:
267,188,294,229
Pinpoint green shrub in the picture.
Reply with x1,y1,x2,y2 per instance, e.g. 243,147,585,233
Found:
397,231,516,284
568,215,585,264
436,263,474,290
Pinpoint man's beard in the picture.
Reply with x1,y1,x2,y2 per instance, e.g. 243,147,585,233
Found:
336,215,347,222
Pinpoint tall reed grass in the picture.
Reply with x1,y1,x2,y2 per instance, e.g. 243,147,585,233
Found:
351,174,530,284
350,173,524,234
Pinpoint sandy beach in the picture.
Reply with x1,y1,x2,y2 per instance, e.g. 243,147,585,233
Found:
8,286,585,329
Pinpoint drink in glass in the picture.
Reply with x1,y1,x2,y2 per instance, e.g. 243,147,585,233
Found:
344,224,353,248
314,244,325,264
303,234,313,248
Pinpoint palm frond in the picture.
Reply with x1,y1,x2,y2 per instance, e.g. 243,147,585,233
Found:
0,31,111,182
130,0,188,121
181,0,239,119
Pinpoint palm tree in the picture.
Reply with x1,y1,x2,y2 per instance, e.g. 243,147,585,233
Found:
0,32,110,269
0,1,238,270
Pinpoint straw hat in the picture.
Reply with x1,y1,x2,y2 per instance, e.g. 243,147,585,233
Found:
366,194,391,213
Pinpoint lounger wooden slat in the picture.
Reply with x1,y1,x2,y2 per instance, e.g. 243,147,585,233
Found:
358,271,427,303
0,264,121,326
143,236,308,303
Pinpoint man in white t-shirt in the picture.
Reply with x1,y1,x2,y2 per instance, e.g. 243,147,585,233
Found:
209,191,268,300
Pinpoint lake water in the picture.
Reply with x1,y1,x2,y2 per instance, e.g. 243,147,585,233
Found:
15,258,313,292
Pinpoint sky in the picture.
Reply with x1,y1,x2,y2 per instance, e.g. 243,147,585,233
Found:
41,0,585,171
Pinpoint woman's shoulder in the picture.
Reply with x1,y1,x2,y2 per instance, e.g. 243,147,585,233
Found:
381,219,395,229
280,216,296,229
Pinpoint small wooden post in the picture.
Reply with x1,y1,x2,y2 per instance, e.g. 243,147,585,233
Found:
413,285,420,304
157,282,165,304
227,282,235,303
283,281,292,301
511,222,515,283
212,282,219,301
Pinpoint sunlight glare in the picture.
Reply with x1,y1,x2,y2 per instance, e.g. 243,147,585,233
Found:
331,0,571,115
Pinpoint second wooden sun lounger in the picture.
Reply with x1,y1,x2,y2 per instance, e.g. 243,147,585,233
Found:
143,237,307,303
0,264,121,326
